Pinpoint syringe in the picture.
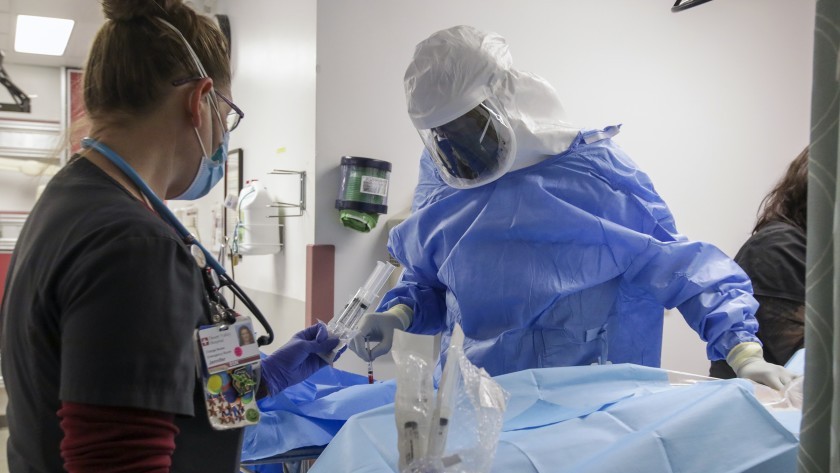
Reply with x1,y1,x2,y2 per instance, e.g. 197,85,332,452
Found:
427,324,465,459
320,261,396,363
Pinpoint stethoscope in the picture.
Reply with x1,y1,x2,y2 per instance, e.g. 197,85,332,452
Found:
81,137,275,347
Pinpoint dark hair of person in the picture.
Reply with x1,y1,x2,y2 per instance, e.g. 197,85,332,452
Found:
85,0,230,120
754,147,809,233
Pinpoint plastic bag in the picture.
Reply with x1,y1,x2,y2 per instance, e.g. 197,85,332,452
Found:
394,325,509,473
782,375,803,409
393,330,437,471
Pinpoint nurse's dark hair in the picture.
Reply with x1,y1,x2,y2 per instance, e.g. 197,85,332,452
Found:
85,0,230,119
754,146,809,233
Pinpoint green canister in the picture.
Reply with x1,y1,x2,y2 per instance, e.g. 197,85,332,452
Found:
335,156,391,232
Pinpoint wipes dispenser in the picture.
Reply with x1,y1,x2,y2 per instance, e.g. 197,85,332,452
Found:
335,156,391,232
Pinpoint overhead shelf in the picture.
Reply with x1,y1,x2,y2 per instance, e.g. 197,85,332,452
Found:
0,119,62,162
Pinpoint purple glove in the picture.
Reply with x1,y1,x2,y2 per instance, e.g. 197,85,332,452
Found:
260,323,339,395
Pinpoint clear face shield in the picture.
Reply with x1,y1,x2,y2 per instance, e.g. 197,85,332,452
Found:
418,96,517,189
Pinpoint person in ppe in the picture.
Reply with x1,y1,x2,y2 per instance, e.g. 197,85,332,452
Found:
0,1,336,472
349,25,797,390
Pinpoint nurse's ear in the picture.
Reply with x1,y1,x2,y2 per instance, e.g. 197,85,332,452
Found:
185,77,214,128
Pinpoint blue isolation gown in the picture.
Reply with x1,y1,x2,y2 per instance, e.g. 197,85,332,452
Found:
382,128,759,376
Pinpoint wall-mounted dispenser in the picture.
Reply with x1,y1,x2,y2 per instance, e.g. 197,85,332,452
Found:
234,180,281,256
231,170,306,258
335,156,391,233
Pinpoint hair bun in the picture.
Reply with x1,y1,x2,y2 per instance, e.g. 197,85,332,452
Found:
101,0,181,22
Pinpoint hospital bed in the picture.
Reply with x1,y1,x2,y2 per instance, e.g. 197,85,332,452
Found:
240,363,802,473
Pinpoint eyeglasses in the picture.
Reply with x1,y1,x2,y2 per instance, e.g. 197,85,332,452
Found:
172,77,245,132
214,92,244,132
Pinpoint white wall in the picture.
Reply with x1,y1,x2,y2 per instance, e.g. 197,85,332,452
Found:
208,0,317,310
169,0,319,348
315,0,815,375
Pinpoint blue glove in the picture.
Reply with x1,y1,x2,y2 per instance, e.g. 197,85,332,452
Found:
260,322,339,395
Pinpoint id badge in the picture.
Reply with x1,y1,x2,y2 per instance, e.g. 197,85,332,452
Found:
195,316,262,430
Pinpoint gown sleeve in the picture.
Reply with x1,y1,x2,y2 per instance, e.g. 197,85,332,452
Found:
619,230,760,360
380,149,449,335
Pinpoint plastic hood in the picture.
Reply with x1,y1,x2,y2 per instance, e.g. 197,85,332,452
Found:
404,25,580,166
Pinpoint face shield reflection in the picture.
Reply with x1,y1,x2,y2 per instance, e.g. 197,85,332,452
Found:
418,97,516,189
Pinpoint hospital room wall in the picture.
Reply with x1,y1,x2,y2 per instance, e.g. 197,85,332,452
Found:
201,0,317,351
315,0,815,375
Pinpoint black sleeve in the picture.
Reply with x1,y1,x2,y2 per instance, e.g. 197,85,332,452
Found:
711,223,805,377
57,236,207,416
753,295,804,366
734,223,806,303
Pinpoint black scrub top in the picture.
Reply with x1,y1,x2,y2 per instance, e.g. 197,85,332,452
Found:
0,157,242,472
709,220,805,379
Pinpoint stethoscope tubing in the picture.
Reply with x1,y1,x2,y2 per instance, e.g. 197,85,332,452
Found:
80,138,274,345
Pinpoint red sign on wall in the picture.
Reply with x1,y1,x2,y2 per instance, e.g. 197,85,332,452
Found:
66,68,88,157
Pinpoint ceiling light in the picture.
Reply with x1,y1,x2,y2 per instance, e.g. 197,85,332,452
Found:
14,15,75,56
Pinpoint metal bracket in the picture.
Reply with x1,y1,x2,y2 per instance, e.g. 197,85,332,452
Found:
0,52,30,113
260,170,306,251
267,170,306,218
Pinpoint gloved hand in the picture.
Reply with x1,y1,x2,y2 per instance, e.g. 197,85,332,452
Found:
727,342,798,390
348,304,413,362
260,322,339,395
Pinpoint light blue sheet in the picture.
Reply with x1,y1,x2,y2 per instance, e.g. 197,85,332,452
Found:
785,348,805,376
241,366,396,461
309,364,799,473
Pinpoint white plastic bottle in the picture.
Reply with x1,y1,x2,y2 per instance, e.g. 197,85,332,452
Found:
236,180,281,255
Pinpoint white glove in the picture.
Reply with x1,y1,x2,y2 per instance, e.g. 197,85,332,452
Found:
727,342,798,390
348,304,414,362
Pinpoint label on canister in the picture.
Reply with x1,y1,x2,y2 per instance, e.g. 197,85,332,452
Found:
360,176,388,197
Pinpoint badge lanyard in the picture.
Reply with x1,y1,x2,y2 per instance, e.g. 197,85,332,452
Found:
81,138,272,429
195,317,263,429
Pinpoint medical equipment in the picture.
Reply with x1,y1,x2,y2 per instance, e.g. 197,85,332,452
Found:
81,138,274,346
428,325,465,460
234,180,281,255
390,325,507,473
366,340,374,384
392,330,436,471
320,260,396,363
335,156,392,232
